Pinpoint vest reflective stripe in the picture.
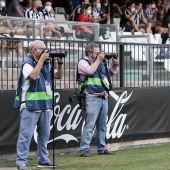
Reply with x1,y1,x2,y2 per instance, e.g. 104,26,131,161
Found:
78,83,83,91
26,92,52,101
102,79,110,89
86,77,102,85
15,95,19,101
78,77,109,91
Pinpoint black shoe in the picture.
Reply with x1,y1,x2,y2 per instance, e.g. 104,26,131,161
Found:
161,32,169,44
98,149,112,155
80,151,92,157
37,161,58,168
17,165,28,170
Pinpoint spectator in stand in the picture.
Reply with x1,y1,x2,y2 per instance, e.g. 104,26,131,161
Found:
7,0,26,31
24,0,44,37
20,0,32,10
67,0,80,14
0,0,6,16
4,0,27,36
143,0,161,34
0,0,15,35
156,7,170,33
7,0,25,17
101,0,110,16
76,4,94,40
101,0,112,23
156,0,167,23
24,0,64,38
69,0,89,21
24,0,44,21
0,0,15,55
151,0,157,14
90,0,110,38
110,0,130,18
0,0,26,57
42,0,64,38
143,0,157,26
135,1,151,34
91,0,110,24
120,1,139,34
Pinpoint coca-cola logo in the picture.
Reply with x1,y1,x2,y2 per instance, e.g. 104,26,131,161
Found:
33,91,133,143
106,91,132,139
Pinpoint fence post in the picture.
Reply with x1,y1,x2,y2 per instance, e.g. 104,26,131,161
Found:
33,20,37,39
147,35,154,85
94,23,99,41
40,24,44,39
119,44,124,87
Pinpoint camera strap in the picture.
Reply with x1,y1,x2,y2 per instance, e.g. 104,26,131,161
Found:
103,59,112,91
76,58,90,91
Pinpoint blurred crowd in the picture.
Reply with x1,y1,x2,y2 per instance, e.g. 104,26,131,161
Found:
68,0,170,40
1,0,170,42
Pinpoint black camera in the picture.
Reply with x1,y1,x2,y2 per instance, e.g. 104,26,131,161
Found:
69,92,85,110
40,49,67,58
48,50,67,58
105,53,118,60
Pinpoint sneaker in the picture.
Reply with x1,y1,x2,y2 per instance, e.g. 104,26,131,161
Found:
37,161,58,168
80,151,92,157
98,149,112,155
17,165,28,170
138,28,145,34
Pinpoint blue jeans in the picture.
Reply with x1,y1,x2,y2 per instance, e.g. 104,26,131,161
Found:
80,97,108,154
16,108,52,166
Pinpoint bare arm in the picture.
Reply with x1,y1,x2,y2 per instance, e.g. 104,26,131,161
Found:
90,52,105,75
14,6,23,17
140,9,147,24
25,21,33,28
54,57,64,79
54,64,63,79
6,20,13,29
80,25,93,34
126,11,137,22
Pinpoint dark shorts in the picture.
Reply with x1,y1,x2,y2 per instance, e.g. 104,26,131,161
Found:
76,32,94,41
123,23,133,32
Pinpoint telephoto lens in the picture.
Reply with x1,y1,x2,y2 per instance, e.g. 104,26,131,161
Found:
105,53,118,59
49,50,67,58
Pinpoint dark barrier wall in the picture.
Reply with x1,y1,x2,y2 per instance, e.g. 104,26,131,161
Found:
1,87,170,154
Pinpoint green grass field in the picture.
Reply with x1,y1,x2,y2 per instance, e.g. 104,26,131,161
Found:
1,144,170,170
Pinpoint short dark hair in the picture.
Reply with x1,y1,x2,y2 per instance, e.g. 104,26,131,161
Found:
85,43,99,56
143,0,152,8
42,0,53,6
126,1,135,9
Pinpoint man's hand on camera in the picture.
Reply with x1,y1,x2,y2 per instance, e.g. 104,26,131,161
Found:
57,57,63,62
90,52,105,75
96,52,105,62
39,50,50,62
57,57,63,64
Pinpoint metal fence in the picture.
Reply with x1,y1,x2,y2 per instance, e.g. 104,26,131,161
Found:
1,37,170,90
